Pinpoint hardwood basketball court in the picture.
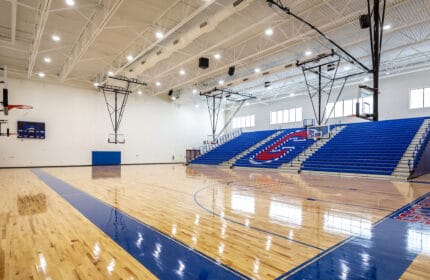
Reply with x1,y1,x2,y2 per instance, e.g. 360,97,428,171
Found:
1,0,430,279
1,165,430,279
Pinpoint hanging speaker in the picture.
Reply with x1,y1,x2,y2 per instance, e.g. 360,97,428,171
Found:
168,89,173,96
359,14,370,29
199,57,209,69
228,66,235,76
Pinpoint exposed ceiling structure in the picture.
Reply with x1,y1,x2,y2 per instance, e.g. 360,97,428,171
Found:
1,0,430,107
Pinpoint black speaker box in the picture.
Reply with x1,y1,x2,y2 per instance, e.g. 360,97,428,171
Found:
359,14,370,29
199,57,209,69
228,66,235,76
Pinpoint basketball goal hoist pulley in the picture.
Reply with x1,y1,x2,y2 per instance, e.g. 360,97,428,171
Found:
267,0,387,123
97,76,146,144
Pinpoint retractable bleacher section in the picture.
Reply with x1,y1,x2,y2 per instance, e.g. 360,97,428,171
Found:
301,118,425,175
191,130,276,165
233,128,315,168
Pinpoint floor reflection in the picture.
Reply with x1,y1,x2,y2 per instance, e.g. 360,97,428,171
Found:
91,165,121,179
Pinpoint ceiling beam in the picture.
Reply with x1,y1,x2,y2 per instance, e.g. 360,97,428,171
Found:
100,0,219,84
28,0,52,79
223,15,430,95
6,0,18,45
150,0,414,96
59,0,125,81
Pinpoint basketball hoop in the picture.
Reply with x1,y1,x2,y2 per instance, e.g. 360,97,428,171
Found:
8,105,33,110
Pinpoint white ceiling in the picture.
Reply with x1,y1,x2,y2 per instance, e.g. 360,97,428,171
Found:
1,0,430,107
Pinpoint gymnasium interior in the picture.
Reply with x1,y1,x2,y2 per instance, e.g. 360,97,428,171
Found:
1,0,430,279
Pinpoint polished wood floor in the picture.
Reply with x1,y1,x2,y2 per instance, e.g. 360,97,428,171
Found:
1,164,430,279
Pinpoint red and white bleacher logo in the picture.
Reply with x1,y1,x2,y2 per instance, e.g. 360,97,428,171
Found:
249,130,308,164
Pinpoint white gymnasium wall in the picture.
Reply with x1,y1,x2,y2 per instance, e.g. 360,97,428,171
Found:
226,69,430,131
0,78,212,167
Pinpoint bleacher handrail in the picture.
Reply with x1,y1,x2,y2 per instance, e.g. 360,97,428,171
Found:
197,128,243,157
409,120,430,174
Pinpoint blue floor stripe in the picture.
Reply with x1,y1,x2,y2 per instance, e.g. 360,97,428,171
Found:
32,169,250,280
276,192,430,280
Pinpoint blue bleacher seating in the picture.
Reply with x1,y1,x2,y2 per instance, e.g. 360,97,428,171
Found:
301,117,425,175
190,130,277,165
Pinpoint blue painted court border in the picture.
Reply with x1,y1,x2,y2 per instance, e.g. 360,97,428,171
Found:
32,169,250,280
276,191,430,280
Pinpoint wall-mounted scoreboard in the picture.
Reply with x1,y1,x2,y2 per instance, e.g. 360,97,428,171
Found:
17,121,45,139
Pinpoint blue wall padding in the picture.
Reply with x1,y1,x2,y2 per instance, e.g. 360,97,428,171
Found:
92,151,121,165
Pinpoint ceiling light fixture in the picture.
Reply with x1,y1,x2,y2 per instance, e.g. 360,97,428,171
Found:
155,31,164,39
305,50,312,56
137,90,143,95
108,71,114,76
214,53,221,60
155,81,161,87
265,28,273,36
38,72,45,78
383,24,391,30
254,68,261,73
65,0,75,6
126,55,133,61
192,89,198,94
51,34,61,42
218,80,224,85
44,57,51,63
179,69,186,76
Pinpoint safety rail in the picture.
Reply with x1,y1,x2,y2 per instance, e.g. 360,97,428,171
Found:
408,121,430,174
199,129,242,155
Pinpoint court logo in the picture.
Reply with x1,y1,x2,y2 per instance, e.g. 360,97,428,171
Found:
395,195,430,225
249,130,308,164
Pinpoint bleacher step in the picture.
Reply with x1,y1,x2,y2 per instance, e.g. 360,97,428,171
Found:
280,125,346,172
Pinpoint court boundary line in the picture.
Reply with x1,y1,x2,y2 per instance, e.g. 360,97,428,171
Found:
32,168,251,280
193,186,325,251
275,191,430,280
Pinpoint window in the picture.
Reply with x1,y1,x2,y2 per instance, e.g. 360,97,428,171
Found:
283,110,289,123
343,99,353,117
334,101,343,118
270,107,302,125
232,115,255,129
425,88,430,107
326,98,362,119
326,102,334,119
410,87,430,109
296,107,302,122
277,110,283,124
410,88,430,109
270,111,277,124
